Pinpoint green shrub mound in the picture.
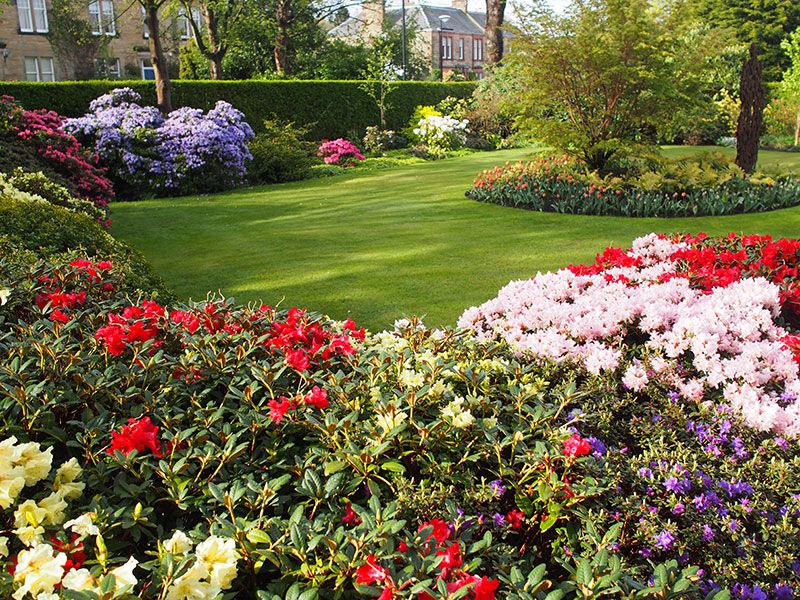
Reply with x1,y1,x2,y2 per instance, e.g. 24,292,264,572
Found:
3,80,475,140
0,180,166,295
468,153,800,217
248,118,318,184
0,248,798,596
6,169,106,222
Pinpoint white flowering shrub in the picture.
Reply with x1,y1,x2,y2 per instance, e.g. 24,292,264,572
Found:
412,115,469,157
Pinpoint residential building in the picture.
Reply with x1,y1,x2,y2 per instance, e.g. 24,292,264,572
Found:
0,1,199,81
329,0,510,79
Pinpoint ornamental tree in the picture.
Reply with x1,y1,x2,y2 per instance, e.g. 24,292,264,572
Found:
508,0,714,173
780,26,800,146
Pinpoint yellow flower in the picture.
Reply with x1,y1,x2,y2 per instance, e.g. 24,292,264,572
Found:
39,492,68,526
399,369,425,389
64,513,100,537
0,467,26,510
15,499,47,528
441,397,475,428
0,287,10,305
15,525,45,547
194,536,238,589
164,530,193,554
12,543,67,600
166,574,221,600
110,556,138,591
16,443,53,487
0,536,8,558
62,568,96,592
53,458,84,500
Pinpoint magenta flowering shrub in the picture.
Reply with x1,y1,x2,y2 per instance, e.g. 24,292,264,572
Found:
317,138,365,166
0,95,113,218
64,88,254,197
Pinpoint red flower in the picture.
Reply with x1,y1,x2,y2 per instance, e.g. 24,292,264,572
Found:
418,518,450,544
268,397,294,424
505,509,525,530
435,543,462,576
472,576,499,599
562,433,591,457
355,554,390,586
304,386,329,409
285,348,310,372
107,416,162,457
342,502,362,525
170,310,201,334
50,309,71,323
95,323,127,356
378,585,395,600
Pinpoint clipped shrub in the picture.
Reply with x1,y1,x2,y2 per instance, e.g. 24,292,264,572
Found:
0,95,114,211
317,138,364,166
468,154,800,217
2,80,477,140
0,185,166,295
249,118,317,184
64,88,254,198
362,126,408,154
7,169,106,223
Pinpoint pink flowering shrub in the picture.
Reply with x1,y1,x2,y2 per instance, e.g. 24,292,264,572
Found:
0,95,114,216
317,138,365,165
460,233,800,436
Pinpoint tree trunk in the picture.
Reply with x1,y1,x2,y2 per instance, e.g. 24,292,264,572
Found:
274,0,290,75
484,0,507,65
795,109,800,147
145,3,172,113
203,7,226,80
735,44,764,174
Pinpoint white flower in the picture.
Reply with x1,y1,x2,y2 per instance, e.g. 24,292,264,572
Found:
375,409,408,433
16,443,53,487
441,397,475,428
164,529,193,554
166,573,221,600
399,369,425,389
62,568,96,592
110,556,138,591
38,492,67,526
12,543,67,600
0,287,10,305
194,535,238,589
0,536,8,558
53,458,84,499
64,513,99,537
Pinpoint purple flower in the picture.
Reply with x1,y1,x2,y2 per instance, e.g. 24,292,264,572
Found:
702,525,715,542
654,530,675,550
492,513,505,527
672,502,686,515
663,476,691,494
490,479,507,498
586,436,606,457
774,585,794,600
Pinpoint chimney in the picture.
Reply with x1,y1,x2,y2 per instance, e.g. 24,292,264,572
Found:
361,0,385,39
451,0,467,12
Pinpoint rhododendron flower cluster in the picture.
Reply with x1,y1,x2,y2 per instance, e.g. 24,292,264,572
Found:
459,233,800,436
95,300,165,356
107,417,163,458
64,88,254,195
35,259,114,324
412,114,469,155
317,138,365,165
0,95,114,213
354,518,498,599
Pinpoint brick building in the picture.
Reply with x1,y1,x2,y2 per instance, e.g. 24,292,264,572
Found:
329,0,510,79
0,1,197,81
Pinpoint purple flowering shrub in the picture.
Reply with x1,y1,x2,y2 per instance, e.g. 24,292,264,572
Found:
64,88,254,197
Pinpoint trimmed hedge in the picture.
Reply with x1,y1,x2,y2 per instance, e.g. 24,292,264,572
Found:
0,80,476,139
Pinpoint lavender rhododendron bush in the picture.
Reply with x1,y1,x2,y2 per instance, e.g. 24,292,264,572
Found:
63,88,254,197
2,236,800,597
467,155,800,217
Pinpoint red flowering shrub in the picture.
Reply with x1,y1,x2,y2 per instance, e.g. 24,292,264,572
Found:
107,416,163,457
0,95,113,219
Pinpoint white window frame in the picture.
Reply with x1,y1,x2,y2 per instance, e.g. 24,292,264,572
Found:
18,0,49,33
458,38,464,61
177,7,201,40
89,1,116,36
96,57,121,79
441,36,452,60
24,56,55,81
473,38,483,61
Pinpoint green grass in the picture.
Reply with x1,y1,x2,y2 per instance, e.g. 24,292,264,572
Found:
111,146,800,331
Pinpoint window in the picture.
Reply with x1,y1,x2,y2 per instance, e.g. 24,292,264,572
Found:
95,57,121,79
441,36,452,60
473,38,483,61
142,6,149,38
17,0,48,33
140,58,155,80
89,1,116,35
177,8,202,39
24,56,55,81
458,38,464,61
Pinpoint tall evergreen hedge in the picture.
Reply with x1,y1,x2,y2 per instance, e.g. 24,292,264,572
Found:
0,80,476,139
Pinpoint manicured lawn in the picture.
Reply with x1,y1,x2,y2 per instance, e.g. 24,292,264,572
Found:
112,146,800,330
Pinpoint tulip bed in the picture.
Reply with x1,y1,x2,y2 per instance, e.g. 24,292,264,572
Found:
1,233,800,598
467,156,800,217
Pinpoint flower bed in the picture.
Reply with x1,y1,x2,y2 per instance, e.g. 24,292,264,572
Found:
1,235,800,597
318,138,365,166
63,88,253,197
467,155,800,217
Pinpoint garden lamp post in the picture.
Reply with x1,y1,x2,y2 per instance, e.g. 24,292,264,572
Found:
438,15,451,81
401,0,407,79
